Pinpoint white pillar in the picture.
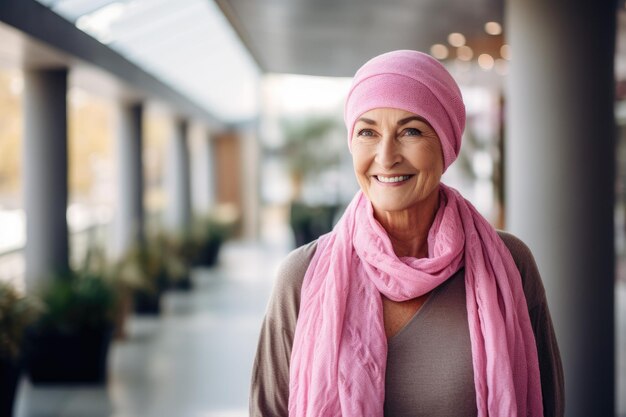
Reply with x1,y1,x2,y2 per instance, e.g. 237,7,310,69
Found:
505,1,616,415
191,127,216,216
164,119,192,234
241,128,260,239
113,102,144,258
23,69,69,288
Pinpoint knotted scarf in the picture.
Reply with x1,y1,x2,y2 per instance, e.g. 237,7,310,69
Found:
289,187,543,416
288,50,544,416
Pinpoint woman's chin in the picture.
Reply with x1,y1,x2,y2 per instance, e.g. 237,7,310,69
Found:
369,199,414,215
367,193,438,217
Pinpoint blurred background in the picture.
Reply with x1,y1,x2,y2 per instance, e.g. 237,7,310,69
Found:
0,0,622,416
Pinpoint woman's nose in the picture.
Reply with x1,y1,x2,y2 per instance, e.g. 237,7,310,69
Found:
375,134,402,169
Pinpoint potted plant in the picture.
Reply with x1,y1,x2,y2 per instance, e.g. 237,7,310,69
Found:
101,245,149,339
278,116,343,245
0,281,41,415
127,232,189,313
190,206,238,268
280,116,340,201
289,202,340,247
24,265,116,384
126,241,169,315
161,233,194,291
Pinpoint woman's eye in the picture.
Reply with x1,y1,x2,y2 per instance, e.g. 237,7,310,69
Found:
403,127,423,136
357,129,375,137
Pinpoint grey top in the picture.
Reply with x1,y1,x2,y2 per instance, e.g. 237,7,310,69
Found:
250,231,564,417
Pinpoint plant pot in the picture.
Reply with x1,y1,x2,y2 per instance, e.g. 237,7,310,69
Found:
191,239,223,268
25,325,113,385
0,356,21,416
290,203,339,247
169,274,192,291
133,289,162,315
202,239,222,267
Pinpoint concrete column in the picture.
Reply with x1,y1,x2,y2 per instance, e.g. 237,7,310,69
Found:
240,128,260,239
505,1,616,415
23,69,69,289
191,127,216,216
165,119,192,234
113,102,144,258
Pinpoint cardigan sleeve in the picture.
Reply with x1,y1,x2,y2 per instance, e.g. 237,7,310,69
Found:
249,241,317,417
498,231,565,417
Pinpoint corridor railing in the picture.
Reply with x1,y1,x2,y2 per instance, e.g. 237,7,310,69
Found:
0,222,111,290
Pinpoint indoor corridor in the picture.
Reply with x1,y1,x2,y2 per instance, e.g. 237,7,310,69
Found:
12,238,289,417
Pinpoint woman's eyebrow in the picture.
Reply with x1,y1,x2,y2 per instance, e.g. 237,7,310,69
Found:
357,116,429,126
398,116,428,126
357,117,376,125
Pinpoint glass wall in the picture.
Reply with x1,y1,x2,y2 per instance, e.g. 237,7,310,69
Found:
0,69,24,285
67,88,116,265
143,105,170,233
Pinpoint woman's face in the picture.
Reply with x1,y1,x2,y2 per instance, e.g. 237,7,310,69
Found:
351,108,444,215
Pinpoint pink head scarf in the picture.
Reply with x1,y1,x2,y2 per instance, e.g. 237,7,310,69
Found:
344,49,465,171
289,50,543,416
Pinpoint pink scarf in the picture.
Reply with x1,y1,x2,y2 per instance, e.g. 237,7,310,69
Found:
289,186,543,416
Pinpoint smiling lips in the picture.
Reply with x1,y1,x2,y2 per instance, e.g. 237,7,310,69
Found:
374,175,413,184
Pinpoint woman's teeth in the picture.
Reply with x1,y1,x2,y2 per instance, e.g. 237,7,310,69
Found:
376,175,411,183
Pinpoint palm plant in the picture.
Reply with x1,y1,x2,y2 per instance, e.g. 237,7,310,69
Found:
279,116,341,200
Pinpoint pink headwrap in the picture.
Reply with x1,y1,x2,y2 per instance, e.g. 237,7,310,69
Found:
289,50,543,416
344,50,466,171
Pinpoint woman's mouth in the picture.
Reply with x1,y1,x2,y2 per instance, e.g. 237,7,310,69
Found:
374,175,413,184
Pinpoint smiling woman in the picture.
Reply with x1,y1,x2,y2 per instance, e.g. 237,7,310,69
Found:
250,50,564,417
351,109,444,259
352,109,442,236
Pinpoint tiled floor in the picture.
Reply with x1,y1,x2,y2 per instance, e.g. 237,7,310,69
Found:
13,240,288,417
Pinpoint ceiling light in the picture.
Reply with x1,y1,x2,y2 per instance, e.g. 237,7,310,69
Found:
500,44,511,60
478,54,495,70
430,44,449,60
448,33,466,47
75,2,126,44
484,22,502,35
457,46,473,61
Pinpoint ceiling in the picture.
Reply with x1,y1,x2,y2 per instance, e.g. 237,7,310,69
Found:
30,0,261,122
13,0,624,123
215,0,505,77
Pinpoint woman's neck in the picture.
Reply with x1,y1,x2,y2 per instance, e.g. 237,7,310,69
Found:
373,191,440,259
